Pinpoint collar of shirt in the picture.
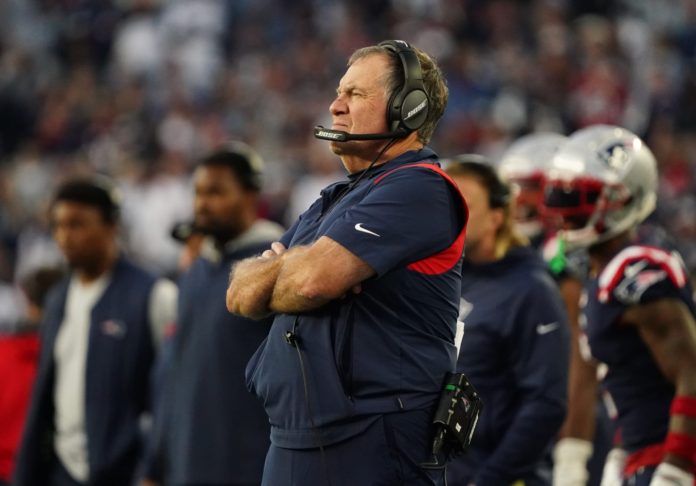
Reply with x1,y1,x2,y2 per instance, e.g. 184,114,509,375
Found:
318,147,439,217
346,147,439,183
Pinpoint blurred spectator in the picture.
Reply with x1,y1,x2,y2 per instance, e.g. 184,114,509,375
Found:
0,266,63,486
0,0,694,282
284,135,344,226
119,160,193,277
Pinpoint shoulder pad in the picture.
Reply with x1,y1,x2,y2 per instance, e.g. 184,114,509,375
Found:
597,246,687,304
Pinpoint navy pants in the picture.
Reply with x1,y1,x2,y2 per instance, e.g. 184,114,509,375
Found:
261,409,445,486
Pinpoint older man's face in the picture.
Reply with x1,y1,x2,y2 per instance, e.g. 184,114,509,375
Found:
327,53,391,157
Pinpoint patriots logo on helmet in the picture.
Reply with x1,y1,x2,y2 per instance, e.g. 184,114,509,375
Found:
599,141,631,171
542,125,658,248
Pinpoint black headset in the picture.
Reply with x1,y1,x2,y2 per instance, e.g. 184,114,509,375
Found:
379,40,430,134
313,40,430,142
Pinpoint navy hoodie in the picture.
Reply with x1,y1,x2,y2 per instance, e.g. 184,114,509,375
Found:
448,246,569,486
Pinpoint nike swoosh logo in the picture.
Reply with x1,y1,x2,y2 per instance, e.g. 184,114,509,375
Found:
354,223,381,237
536,322,559,335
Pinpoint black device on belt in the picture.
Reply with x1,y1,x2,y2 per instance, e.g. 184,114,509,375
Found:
421,371,483,469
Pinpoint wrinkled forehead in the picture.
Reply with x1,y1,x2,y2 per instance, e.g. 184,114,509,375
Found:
338,53,390,92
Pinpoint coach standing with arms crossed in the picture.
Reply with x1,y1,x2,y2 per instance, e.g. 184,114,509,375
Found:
227,41,467,485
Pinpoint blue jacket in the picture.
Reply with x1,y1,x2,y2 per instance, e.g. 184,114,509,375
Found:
13,258,157,486
449,247,569,486
246,149,469,449
149,227,280,484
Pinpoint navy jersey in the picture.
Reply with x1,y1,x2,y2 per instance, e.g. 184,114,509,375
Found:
583,244,696,452
449,246,569,485
246,148,468,449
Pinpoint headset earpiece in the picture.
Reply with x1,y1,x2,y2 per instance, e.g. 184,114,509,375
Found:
378,40,429,134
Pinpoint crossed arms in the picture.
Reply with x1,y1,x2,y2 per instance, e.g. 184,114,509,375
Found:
226,236,375,320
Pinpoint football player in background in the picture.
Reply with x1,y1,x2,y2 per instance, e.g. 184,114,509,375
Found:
501,133,613,486
543,125,696,486
498,132,567,249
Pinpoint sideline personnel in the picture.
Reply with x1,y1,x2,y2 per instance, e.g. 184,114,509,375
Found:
142,143,284,486
445,158,569,486
14,177,176,486
227,40,467,486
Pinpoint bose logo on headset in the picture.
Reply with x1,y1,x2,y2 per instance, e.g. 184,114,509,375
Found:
404,99,428,121
314,39,430,141
379,39,430,133
315,130,343,140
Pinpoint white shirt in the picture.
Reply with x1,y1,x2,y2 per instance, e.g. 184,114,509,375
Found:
53,274,177,481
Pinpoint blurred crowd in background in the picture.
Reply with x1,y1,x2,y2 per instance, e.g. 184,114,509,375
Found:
1,0,696,309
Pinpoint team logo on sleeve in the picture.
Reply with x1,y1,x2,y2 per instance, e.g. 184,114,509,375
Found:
614,268,667,304
598,246,687,304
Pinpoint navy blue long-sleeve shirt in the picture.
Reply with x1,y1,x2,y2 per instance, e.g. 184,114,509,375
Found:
448,246,569,486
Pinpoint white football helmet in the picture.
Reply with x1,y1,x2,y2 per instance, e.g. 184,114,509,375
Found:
542,125,658,248
498,132,567,239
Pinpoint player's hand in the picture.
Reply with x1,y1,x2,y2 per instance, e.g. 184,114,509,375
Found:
599,448,626,486
260,241,287,259
553,438,593,486
649,462,694,486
